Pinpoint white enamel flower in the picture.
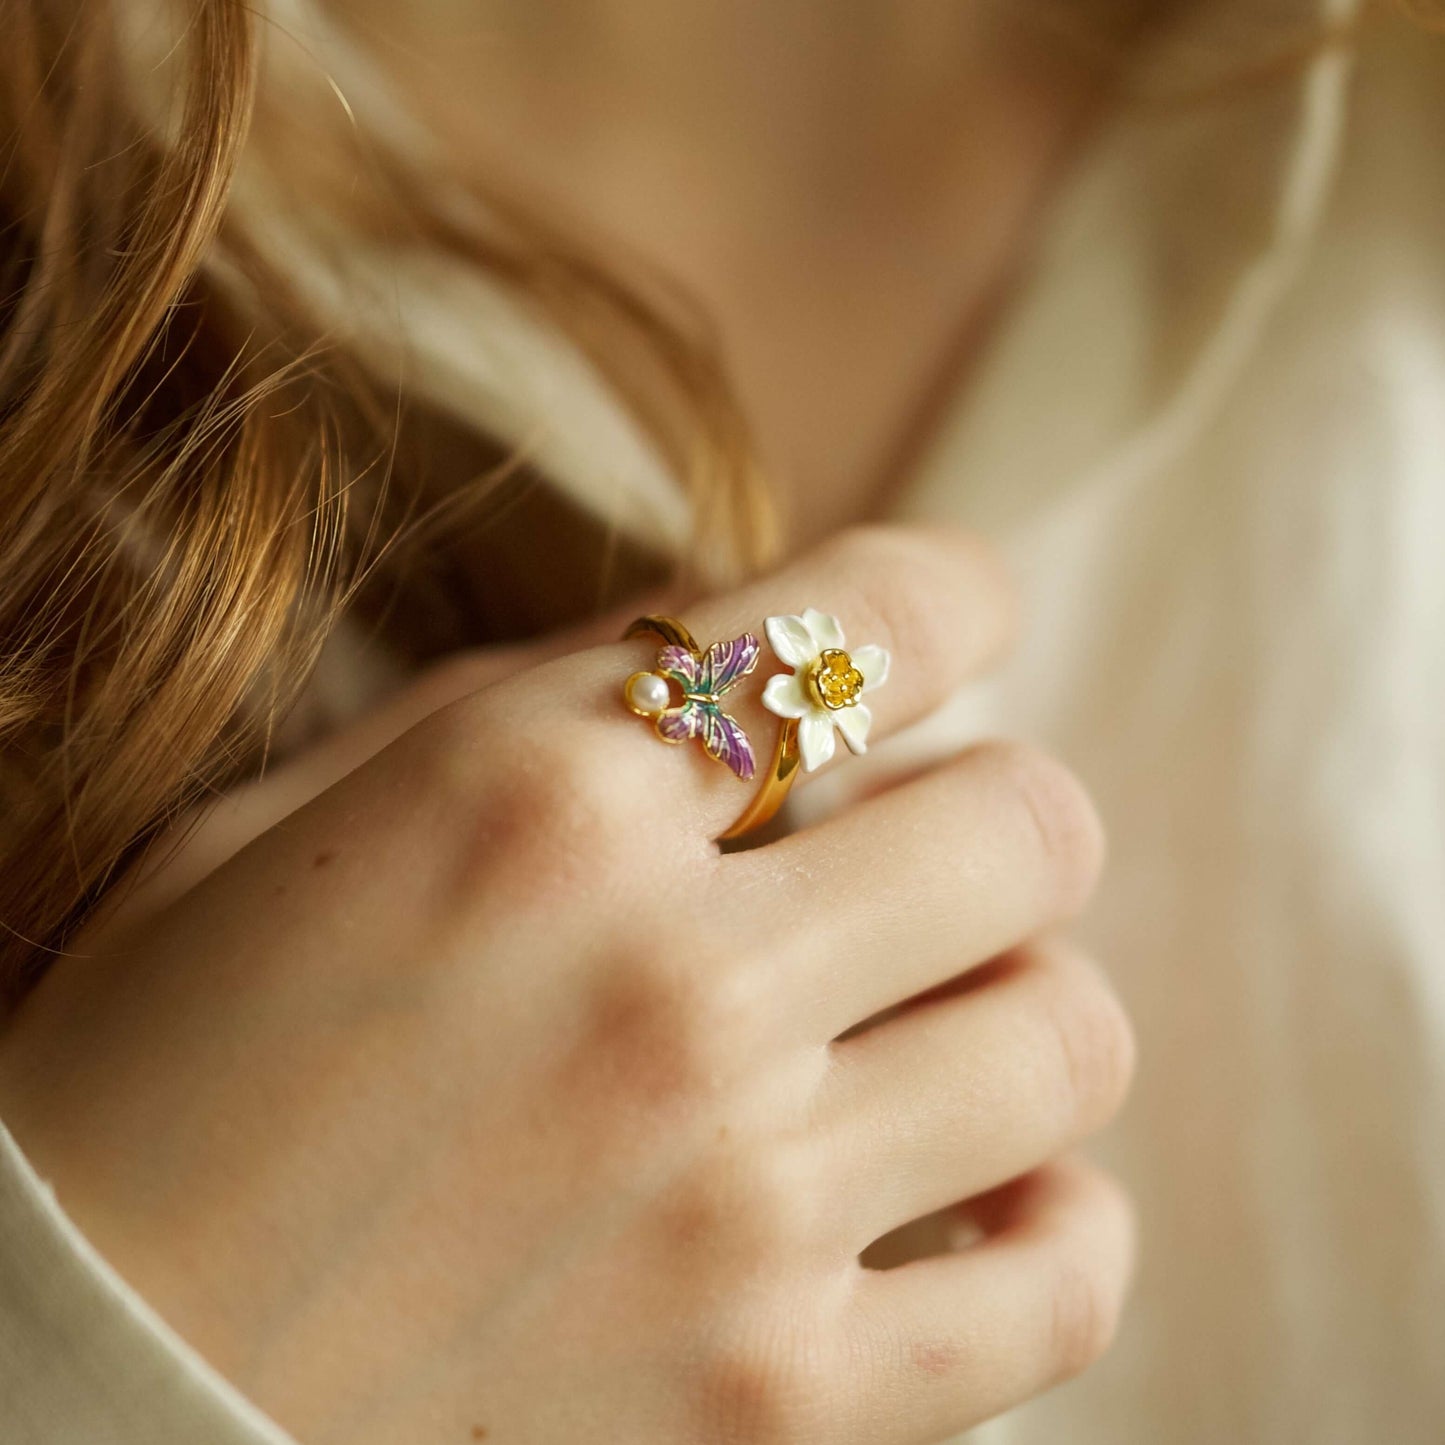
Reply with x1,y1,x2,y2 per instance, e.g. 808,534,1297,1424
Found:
760,608,891,772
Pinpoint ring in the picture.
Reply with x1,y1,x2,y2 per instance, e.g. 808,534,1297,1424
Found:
622,608,891,840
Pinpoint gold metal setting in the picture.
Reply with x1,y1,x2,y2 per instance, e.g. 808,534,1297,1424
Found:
716,717,802,842
808,648,865,711
623,615,701,654
623,614,800,841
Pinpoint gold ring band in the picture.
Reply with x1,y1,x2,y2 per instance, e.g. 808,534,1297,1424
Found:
620,608,891,843
715,716,801,842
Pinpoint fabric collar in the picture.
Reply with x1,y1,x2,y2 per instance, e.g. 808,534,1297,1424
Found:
896,0,1363,538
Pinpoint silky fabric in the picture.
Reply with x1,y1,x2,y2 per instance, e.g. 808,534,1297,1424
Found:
4,2,1444,1441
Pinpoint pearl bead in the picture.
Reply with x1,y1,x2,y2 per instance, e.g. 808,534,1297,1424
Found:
627,672,671,715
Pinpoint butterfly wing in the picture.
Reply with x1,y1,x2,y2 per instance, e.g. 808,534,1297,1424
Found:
699,633,761,697
651,636,757,780
655,701,703,746
700,707,756,781
657,644,701,692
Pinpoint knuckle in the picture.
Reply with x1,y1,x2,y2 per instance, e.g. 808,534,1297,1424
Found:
577,949,745,1108
402,688,499,801
1049,1244,1126,1382
694,1311,837,1445
1039,952,1137,1133
823,523,1015,662
988,741,1107,915
951,528,1019,633
667,1140,822,1273
414,693,643,861
827,525,959,663
1042,1164,1135,1384
822,522,909,572
508,733,639,849
468,735,646,896
737,1143,824,1259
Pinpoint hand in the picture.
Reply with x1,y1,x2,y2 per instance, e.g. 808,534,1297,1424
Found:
0,525,1135,1445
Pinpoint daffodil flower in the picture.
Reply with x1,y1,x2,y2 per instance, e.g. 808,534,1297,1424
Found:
760,608,890,772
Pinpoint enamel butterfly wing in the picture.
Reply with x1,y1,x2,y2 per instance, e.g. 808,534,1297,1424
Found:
653,634,761,781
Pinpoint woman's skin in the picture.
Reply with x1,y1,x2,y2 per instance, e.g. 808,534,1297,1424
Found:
0,6,1144,1442
0,529,1135,1444
348,0,1159,535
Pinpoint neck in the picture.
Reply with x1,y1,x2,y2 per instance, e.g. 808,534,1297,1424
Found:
460,4,1023,213
344,0,1161,538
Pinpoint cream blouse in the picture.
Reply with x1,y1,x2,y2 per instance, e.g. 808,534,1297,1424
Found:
5,0,1445,1440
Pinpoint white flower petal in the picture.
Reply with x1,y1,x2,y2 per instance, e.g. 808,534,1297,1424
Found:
834,702,872,755
802,608,845,652
798,711,836,772
761,672,811,720
765,614,816,668
851,644,890,690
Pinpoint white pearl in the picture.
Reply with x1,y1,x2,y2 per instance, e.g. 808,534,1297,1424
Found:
628,673,671,715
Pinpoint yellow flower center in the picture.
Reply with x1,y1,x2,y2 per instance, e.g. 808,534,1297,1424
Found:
809,648,865,711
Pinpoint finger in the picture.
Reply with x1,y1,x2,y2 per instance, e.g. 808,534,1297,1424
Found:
674,524,1016,751
83,597,661,946
842,1160,1136,1445
815,941,1135,1246
489,524,1017,842
732,739,1106,1040
161,524,1012,956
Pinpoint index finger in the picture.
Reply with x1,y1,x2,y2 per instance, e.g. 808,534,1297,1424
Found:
497,524,1018,843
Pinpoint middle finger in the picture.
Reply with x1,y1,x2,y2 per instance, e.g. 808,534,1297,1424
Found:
730,738,1106,1042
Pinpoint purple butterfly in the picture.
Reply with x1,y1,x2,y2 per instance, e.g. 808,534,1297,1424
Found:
653,633,761,781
